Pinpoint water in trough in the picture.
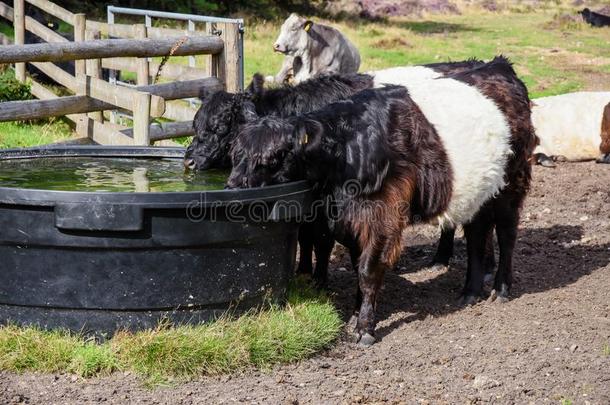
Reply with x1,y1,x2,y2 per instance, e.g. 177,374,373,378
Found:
0,157,228,192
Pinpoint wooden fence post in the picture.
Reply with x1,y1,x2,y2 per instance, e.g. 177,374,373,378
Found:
133,92,152,145
135,25,149,86
13,0,25,82
205,22,218,79
134,25,150,145
219,22,240,92
73,14,86,76
86,29,103,123
73,14,88,137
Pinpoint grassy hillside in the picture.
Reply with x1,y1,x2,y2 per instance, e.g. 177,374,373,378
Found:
245,8,610,98
1,3,610,147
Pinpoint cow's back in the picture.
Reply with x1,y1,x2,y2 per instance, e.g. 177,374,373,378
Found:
300,23,361,80
533,92,610,160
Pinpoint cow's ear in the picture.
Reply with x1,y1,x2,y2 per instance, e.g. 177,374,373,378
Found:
245,73,265,99
303,20,313,32
240,99,259,123
294,119,323,154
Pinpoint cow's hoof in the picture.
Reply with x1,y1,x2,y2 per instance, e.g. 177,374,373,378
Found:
458,294,481,306
356,332,376,348
535,153,556,168
489,283,510,303
488,289,509,304
596,153,610,164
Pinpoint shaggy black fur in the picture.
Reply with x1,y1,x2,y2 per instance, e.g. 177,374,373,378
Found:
185,73,374,170
423,58,486,75
227,59,536,345
580,8,610,27
186,59,484,287
185,60,486,171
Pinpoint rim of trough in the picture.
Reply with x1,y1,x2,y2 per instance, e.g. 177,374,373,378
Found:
0,145,311,207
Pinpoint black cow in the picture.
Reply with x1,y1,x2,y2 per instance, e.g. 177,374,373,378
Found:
580,8,610,27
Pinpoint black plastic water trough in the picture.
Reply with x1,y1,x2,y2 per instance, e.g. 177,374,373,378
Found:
0,146,311,336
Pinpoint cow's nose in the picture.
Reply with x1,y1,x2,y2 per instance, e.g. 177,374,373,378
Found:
184,159,195,170
273,43,281,51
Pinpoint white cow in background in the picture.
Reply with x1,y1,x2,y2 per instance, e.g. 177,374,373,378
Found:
533,92,610,166
272,14,361,84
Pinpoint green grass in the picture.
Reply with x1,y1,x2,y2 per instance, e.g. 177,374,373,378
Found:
4,4,608,149
0,281,342,383
0,120,74,148
603,343,610,356
243,7,610,98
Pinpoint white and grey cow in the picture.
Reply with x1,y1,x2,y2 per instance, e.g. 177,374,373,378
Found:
272,13,360,84
532,92,610,166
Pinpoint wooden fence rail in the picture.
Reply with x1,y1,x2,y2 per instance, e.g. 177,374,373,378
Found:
0,2,66,43
25,0,75,25
0,36,225,64
0,78,221,122
0,0,241,146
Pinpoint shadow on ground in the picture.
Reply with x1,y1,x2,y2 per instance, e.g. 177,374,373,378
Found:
326,224,610,341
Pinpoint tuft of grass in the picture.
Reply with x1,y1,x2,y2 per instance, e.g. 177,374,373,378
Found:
0,325,117,377
0,281,342,384
603,343,610,356
560,398,573,405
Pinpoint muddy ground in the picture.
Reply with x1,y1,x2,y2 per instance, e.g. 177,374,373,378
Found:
1,161,609,404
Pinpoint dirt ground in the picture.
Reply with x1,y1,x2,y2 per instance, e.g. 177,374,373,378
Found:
1,161,609,404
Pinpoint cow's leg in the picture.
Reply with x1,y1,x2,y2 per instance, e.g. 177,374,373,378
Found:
596,102,610,164
460,207,494,306
430,226,455,268
296,224,314,276
483,227,496,282
346,243,362,331
274,56,295,84
353,244,390,347
489,197,521,303
534,152,556,168
353,228,403,347
312,224,335,288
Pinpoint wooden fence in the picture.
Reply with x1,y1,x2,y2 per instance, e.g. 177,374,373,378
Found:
0,0,242,146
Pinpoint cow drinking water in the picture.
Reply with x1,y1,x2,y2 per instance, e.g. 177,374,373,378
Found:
228,59,536,345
